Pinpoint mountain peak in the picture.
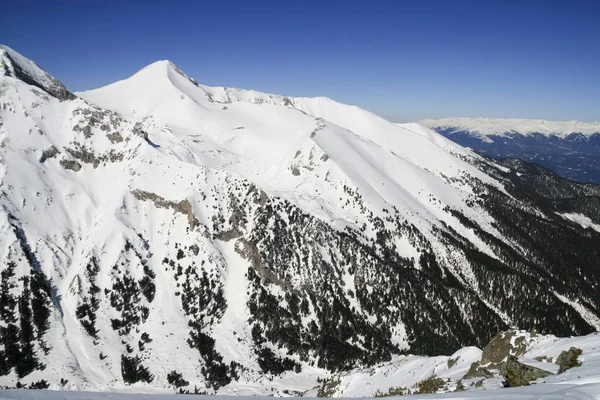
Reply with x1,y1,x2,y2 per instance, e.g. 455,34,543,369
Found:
133,59,200,87
136,59,173,72
0,44,75,101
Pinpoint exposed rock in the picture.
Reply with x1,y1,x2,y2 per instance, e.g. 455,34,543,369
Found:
215,228,243,241
234,239,262,274
463,361,494,379
169,62,199,87
133,122,147,138
556,347,583,374
64,145,124,168
447,356,459,369
172,198,200,229
481,331,527,364
65,146,100,168
60,159,82,172
252,188,268,205
189,244,200,256
500,355,551,387
83,125,92,138
131,189,200,229
0,45,76,101
234,238,289,289
106,132,123,143
39,146,59,163
228,206,245,229
464,330,542,381
72,107,125,140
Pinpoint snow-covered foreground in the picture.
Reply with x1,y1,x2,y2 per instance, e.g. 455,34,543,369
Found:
1,383,600,399
1,332,600,398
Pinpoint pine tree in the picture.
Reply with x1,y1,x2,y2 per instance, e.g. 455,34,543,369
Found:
29,270,51,337
0,350,8,376
0,262,17,323
121,354,154,384
1,323,20,371
16,278,37,378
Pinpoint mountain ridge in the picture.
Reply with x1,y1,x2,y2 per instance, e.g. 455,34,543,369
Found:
0,45,75,101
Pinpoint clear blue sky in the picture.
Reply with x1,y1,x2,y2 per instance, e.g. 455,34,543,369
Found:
2,0,599,122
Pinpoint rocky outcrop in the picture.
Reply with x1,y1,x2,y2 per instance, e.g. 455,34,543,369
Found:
39,146,59,163
131,189,200,229
64,145,124,168
106,132,123,143
0,45,75,101
465,330,551,386
59,159,82,172
465,330,530,379
462,331,587,387
500,355,551,387
481,331,528,364
556,347,583,373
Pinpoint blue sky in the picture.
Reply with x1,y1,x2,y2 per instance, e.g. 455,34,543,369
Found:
2,0,598,122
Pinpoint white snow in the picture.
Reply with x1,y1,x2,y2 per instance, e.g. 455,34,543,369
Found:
553,292,600,331
556,212,600,233
1,333,600,399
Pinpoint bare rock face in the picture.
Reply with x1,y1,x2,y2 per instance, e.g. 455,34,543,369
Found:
463,363,494,379
0,45,76,101
556,347,583,373
500,355,551,387
131,190,200,229
39,146,59,163
481,331,528,364
465,330,551,386
60,159,82,172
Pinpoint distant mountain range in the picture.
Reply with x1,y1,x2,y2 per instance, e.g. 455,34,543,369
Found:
419,118,600,184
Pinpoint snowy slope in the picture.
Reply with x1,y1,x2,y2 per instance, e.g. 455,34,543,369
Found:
79,60,508,252
0,45,599,395
2,384,600,399
1,331,600,398
419,117,600,138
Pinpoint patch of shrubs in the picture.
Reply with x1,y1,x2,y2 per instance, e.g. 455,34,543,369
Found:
167,370,189,388
121,354,153,384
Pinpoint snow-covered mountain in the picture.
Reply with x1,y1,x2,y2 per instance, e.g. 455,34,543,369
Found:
0,45,599,395
420,117,600,184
